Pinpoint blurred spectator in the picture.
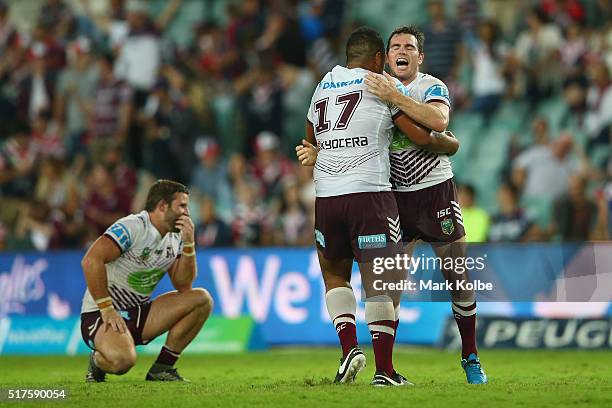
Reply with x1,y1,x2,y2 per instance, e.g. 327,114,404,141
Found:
232,182,269,247
99,141,137,202
232,0,265,62
40,0,77,40
190,137,231,205
195,195,233,248
539,0,586,29
273,179,310,246
31,109,64,158
16,43,56,122
422,0,463,82
457,0,480,43
466,20,508,123
0,1,20,132
481,0,521,39
458,184,490,242
34,157,75,212
227,152,251,187
235,62,285,156
83,163,131,235
0,123,38,239
589,0,612,29
248,131,294,199
562,76,588,125
0,122,38,199
12,200,54,251
513,132,581,201
531,116,552,145
512,8,563,108
54,37,98,157
141,113,182,181
560,22,587,79
89,52,132,142
113,0,182,90
140,70,198,182
296,164,315,211
257,0,307,67
552,175,597,241
28,19,67,71
584,59,612,150
51,188,87,248
0,1,16,49
80,0,128,49
488,182,538,242
185,22,227,80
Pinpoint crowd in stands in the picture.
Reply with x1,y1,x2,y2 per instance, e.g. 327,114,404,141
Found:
0,0,610,251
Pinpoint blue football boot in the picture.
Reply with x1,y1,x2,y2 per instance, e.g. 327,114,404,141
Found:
461,353,488,384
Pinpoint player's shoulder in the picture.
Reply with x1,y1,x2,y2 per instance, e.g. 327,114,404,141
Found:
417,72,447,91
417,72,444,85
108,211,148,237
105,211,148,252
117,210,147,227
316,65,366,91
416,72,450,104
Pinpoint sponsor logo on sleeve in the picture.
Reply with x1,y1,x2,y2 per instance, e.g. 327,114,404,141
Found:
424,84,450,102
108,223,132,250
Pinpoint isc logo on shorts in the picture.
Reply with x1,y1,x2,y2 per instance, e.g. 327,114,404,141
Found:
357,234,387,249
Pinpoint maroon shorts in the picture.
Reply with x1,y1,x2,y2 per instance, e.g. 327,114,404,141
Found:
80,302,153,350
314,191,404,262
394,178,466,244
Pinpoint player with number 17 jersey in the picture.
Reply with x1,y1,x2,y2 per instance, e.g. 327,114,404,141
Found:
307,64,404,262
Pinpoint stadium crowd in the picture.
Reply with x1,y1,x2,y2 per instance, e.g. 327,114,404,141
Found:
0,0,610,251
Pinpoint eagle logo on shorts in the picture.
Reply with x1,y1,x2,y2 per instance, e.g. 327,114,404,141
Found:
441,218,454,235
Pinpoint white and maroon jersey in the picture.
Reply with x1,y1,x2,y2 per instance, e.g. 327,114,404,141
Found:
81,210,183,313
307,65,401,197
390,72,453,192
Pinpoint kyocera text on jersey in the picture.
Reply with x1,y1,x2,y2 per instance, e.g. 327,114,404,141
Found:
320,77,364,89
318,136,368,150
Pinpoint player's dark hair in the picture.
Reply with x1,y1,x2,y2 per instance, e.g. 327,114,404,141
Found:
387,25,425,54
346,26,385,64
145,180,189,212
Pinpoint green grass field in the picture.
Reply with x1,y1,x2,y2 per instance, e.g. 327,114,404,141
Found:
1,348,611,407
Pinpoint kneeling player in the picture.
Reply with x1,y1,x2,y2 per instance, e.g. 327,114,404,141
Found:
80,180,213,382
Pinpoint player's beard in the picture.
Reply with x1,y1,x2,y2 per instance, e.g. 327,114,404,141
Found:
165,210,181,233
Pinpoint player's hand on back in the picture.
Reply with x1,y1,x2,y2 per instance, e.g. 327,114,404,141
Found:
365,71,401,102
295,139,318,166
101,307,127,334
